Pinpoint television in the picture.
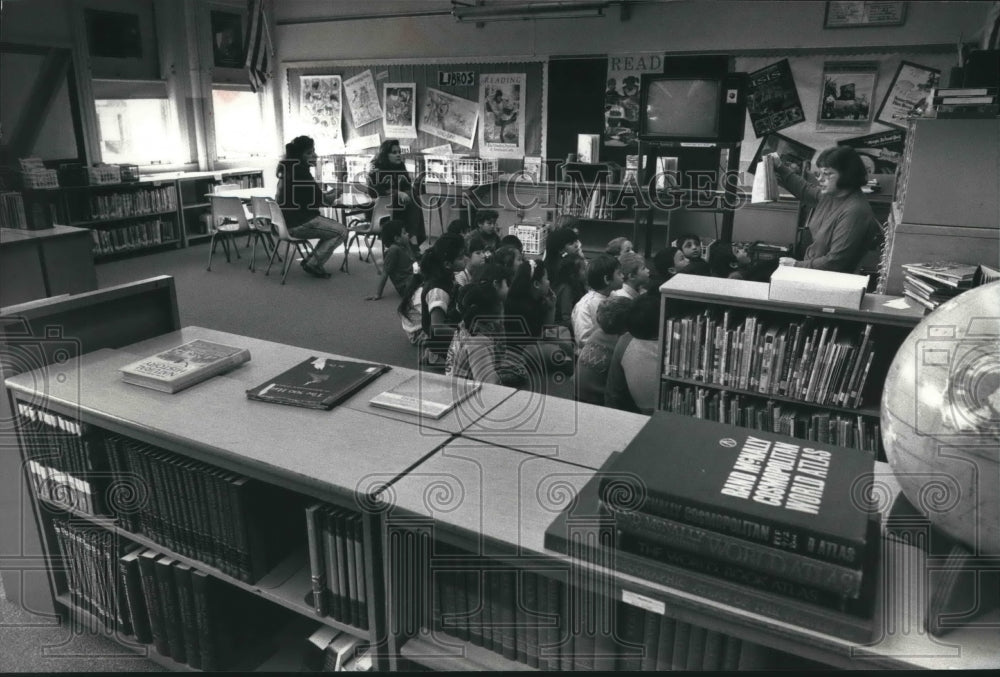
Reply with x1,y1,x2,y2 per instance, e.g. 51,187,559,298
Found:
638,73,747,143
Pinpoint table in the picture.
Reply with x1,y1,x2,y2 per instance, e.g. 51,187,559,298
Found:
0,225,97,308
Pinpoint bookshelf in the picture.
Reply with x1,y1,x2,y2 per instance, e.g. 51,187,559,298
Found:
656,275,924,461
2,325,460,672
170,169,264,246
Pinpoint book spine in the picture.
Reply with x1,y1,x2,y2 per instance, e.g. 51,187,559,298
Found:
119,552,152,643
607,507,863,596
522,571,539,668
466,568,484,648
172,563,202,669
137,550,170,656
616,599,645,670
513,570,528,665
343,510,360,628
304,503,327,616
639,606,661,671
499,569,517,661
154,556,186,664
351,513,369,630
670,618,691,670
686,624,707,670
628,488,865,567
654,614,675,670
331,507,350,625
322,506,341,621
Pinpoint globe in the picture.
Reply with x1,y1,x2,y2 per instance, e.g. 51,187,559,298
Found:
882,281,1000,555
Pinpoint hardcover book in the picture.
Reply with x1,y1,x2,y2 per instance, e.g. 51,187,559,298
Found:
120,339,251,393
246,357,390,410
599,412,876,566
368,373,481,419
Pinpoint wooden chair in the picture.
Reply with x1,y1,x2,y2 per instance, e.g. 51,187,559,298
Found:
206,195,252,271
248,195,279,272
263,199,316,284
340,195,392,273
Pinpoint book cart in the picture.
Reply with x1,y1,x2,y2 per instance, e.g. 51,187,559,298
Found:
2,324,516,672
656,274,925,461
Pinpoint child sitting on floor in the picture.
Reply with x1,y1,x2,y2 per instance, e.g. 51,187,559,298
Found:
366,219,416,300
445,282,506,385
605,236,634,258
571,254,624,349
611,251,650,300
576,295,633,405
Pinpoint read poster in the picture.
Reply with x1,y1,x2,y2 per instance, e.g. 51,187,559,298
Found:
840,128,905,175
604,53,662,149
300,75,344,152
419,87,478,148
746,59,806,137
344,70,383,129
382,82,417,139
479,73,525,158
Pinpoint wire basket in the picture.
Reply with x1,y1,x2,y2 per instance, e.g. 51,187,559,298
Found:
88,165,122,185
508,223,549,256
22,170,59,189
454,157,498,186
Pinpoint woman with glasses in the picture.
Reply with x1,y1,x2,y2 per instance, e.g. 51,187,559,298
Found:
367,139,427,246
770,146,878,274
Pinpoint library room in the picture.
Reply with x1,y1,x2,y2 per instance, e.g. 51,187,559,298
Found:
2,0,999,672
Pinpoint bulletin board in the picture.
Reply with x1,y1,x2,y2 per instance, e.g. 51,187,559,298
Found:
281,58,544,164
733,49,958,176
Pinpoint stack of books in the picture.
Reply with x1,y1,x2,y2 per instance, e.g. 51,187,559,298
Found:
548,413,881,643
303,502,371,630
931,87,998,118
901,261,978,311
303,626,371,671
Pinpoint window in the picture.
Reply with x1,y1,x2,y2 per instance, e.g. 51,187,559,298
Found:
212,87,268,161
93,79,184,166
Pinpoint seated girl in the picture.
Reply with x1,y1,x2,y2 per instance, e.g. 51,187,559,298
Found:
552,254,588,333
397,234,467,363
445,282,506,385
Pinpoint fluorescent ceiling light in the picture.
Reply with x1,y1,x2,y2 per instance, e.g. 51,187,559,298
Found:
452,1,610,22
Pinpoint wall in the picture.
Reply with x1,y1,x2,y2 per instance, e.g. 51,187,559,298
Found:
275,1,988,62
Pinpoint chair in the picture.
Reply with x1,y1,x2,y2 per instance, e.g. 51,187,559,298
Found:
248,195,279,272
263,199,316,284
206,195,252,271
340,195,392,273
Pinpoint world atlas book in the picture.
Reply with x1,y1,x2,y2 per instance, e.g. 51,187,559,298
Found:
246,357,390,410
599,412,876,566
120,339,251,393
368,373,481,419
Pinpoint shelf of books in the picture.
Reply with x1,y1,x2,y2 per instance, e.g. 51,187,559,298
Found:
175,169,264,246
656,274,924,461
2,325,454,673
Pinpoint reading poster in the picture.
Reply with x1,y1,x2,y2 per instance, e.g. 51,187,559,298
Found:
300,75,344,152
344,69,382,129
383,82,417,139
479,73,525,158
746,59,806,137
419,87,478,148
840,129,905,175
604,53,662,149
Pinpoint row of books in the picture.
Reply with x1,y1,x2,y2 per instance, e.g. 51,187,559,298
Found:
0,191,28,228
901,260,978,312
74,185,178,221
304,503,370,630
577,415,880,642
663,311,878,409
930,86,998,118
90,218,179,256
104,434,303,584
420,545,772,670
660,385,882,455
121,545,285,669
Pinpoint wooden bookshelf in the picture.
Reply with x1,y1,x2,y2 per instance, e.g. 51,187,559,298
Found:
656,274,924,459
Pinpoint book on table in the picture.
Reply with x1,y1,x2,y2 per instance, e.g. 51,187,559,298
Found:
599,412,877,568
368,372,481,419
246,356,390,410
120,339,251,393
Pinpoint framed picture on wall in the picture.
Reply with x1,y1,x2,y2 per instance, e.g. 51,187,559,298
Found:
824,2,907,28
816,61,879,130
211,11,244,69
875,60,940,128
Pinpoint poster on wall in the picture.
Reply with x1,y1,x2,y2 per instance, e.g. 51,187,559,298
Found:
419,87,478,148
747,132,816,178
816,61,879,131
746,59,806,137
839,128,905,175
344,70,383,129
604,54,662,149
300,75,344,152
382,83,417,139
210,11,243,69
479,73,525,158
875,61,940,128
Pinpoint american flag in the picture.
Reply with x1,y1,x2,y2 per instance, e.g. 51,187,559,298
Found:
244,0,272,92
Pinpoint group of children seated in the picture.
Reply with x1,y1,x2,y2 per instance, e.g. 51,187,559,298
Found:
362,209,764,414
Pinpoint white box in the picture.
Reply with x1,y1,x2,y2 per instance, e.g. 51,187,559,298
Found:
768,266,868,310
576,134,600,163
